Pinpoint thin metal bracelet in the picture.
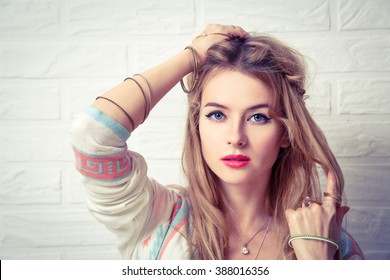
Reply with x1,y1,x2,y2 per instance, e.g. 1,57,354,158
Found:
288,234,339,251
133,73,152,115
95,96,135,131
180,46,199,93
124,77,149,123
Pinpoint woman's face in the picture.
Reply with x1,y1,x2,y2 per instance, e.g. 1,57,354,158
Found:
199,70,286,189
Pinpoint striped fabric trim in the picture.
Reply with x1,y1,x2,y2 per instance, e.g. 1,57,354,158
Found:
73,146,132,181
86,106,130,141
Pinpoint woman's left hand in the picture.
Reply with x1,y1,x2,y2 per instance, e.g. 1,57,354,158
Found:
285,172,350,259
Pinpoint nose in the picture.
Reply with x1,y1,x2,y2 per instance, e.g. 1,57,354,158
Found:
227,120,247,148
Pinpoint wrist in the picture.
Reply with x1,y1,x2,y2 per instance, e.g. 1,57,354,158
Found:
291,239,336,260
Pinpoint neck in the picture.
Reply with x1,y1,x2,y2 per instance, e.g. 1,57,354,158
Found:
221,175,272,232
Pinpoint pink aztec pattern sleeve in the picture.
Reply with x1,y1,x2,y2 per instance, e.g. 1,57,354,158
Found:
71,106,132,182
73,146,131,181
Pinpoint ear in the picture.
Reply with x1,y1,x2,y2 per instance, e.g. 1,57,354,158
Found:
280,136,290,148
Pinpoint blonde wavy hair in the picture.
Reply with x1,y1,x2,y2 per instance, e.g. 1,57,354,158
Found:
181,35,344,259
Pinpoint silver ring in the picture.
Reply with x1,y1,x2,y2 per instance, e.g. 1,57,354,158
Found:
303,196,312,207
302,196,322,207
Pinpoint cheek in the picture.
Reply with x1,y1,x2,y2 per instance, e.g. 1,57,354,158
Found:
199,120,214,150
251,128,282,154
199,120,223,161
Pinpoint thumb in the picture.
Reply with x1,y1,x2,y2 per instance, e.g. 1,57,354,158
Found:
336,206,350,227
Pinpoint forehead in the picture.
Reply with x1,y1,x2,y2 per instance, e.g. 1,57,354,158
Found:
201,70,272,108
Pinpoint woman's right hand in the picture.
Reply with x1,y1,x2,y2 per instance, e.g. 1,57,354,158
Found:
191,24,249,64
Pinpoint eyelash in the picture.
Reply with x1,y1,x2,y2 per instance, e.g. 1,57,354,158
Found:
205,111,225,121
205,111,271,124
249,113,271,124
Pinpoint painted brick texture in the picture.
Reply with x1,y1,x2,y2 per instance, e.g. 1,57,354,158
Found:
0,0,389,260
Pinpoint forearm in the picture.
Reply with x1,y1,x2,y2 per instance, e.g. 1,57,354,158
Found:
93,49,193,132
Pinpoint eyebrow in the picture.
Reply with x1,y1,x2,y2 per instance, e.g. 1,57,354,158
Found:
204,102,269,111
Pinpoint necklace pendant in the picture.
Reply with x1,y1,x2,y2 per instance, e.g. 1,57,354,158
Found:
242,245,249,255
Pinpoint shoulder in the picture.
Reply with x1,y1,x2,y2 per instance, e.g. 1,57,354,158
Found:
339,228,364,260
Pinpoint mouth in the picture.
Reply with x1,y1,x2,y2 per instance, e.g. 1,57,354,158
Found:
221,154,251,168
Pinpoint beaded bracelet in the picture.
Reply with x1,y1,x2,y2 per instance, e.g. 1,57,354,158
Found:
288,235,339,251
180,46,199,93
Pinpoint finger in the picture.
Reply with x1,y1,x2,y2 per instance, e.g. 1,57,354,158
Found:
221,25,249,39
336,206,350,227
231,27,250,38
323,171,338,207
285,208,295,225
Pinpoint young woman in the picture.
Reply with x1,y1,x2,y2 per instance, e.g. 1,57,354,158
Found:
71,24,363,259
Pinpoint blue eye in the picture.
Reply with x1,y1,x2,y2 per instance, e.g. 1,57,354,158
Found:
249,113,271,124
205,111,225,121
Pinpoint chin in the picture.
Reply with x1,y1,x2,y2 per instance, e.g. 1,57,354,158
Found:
217,174,257,187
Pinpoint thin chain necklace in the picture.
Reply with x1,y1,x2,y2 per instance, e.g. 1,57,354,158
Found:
253,217,272,260
231,217,272,256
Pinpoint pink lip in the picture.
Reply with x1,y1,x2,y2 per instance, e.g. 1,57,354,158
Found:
221,154,251,168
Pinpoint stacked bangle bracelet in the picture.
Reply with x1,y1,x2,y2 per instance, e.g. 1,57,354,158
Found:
95,96,135,131
180,46,199,93
95,74,153,131
288,234,339,251
124,76,152,123
134,73,152,118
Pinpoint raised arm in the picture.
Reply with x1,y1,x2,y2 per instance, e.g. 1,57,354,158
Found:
92,24,249,132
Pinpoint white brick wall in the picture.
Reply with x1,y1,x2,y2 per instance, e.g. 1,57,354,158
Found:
0,0,389,260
